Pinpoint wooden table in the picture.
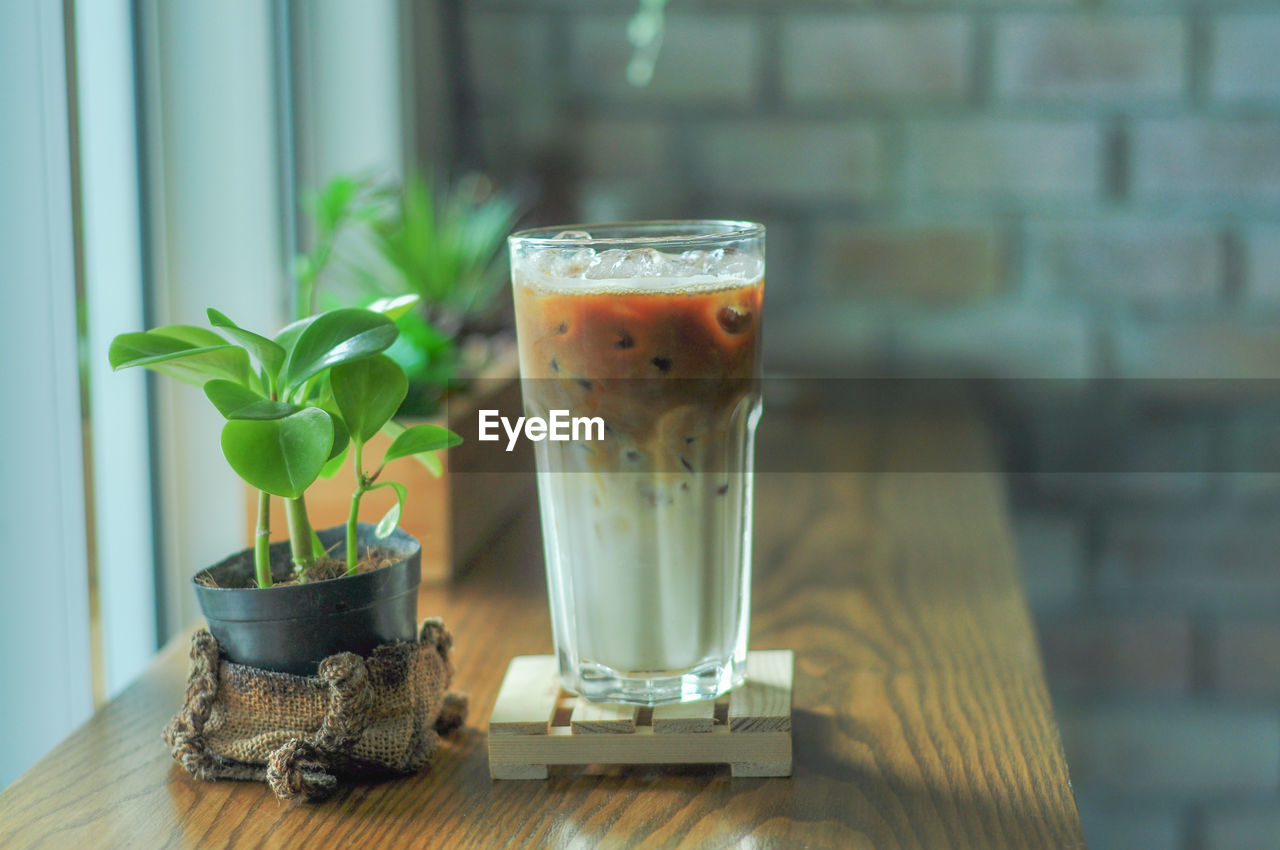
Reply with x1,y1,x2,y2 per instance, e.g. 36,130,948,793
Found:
0,414,1086,848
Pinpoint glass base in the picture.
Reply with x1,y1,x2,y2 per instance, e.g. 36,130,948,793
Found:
564,655,745,706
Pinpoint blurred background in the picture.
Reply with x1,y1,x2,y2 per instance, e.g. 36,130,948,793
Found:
4,1,1280,847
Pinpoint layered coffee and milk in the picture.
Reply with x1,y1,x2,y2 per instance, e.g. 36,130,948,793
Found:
511,233,763,702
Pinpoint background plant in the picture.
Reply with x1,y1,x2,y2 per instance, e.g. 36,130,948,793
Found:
109,301,460,589
295,172,521,415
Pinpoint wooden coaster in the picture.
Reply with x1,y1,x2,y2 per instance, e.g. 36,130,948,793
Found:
488,650,793,779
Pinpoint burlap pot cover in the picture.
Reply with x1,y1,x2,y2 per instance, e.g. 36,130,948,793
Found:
163,618,467,803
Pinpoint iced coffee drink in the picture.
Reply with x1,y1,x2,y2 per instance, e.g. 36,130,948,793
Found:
509,222,764,705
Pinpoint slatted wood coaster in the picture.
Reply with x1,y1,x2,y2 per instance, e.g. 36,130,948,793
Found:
488,650,793,779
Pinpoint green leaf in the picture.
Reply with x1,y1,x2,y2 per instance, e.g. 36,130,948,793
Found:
109,326,254,388
326,408,350,460
230,401,302,422
205,381,301,420
383,423,462,464
158,325,234,347
280,308,398,391
207,309,286,383
274,314,317,356
313,175,361,236
418,451,443,478
369,481,408,539
229,401,304,421
380,419,442,475
318,442,349,479
366,294,421,322
204,380,264,418
220,407,333,499
330,354,408,444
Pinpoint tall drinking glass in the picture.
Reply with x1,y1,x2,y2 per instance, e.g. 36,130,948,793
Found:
508,221,764,705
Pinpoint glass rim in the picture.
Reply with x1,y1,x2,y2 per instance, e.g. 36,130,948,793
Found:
508,219,765,250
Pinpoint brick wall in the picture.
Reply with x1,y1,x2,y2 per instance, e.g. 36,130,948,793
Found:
457,4,1280,848
1016,492,1280,849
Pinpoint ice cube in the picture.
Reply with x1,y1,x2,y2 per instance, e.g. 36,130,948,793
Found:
719,255,763,280
585,248,666,279
541,243,760,282
552,230,592,240
678,248,725,275
541,247,596,278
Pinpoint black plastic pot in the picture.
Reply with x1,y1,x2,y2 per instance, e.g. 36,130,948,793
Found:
192,523,421,675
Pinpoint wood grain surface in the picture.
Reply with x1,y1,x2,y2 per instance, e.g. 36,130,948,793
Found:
569,701,639,735
0,413,1085,849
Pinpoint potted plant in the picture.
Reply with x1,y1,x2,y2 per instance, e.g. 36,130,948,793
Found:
109,302,460,674
267,173,532,581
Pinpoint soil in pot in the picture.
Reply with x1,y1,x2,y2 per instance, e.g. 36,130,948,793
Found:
194,546,400,588
192,523,421,676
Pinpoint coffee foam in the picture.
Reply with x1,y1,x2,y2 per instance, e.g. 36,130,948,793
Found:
514,271,761,296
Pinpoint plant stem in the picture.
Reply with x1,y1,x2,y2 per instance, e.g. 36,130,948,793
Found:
254,490,272,588
310,527,326,559
346,441,366,575
346,491,363,575
284,495,317,574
